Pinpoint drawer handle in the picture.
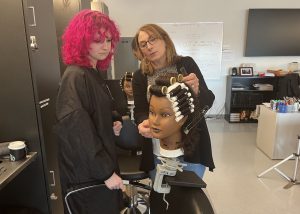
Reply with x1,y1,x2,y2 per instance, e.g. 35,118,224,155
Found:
27,6,36,27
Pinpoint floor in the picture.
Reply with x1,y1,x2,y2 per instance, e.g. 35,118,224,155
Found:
204,119,300,214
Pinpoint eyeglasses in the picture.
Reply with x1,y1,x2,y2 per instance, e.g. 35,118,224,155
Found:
139,36,158,49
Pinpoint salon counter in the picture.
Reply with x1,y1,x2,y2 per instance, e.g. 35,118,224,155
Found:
256,105,300,159
0,152,37,191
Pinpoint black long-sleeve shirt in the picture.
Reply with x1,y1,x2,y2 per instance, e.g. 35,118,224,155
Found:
54,65,121,213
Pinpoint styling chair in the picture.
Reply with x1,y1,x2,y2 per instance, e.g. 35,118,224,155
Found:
116,118,151,214
64,118,150,214
150,167,215,214
64,183,107,214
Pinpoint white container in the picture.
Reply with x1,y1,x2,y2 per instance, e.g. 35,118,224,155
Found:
8,141,26,161
288,62,298,72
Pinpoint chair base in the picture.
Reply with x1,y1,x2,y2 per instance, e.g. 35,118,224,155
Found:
121,207,143,214
121,184,150,214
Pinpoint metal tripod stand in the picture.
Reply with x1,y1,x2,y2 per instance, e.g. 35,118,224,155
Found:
257,135,300,189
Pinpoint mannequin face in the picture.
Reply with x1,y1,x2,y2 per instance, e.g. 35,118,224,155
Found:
149,96,185,144
123,80,133,98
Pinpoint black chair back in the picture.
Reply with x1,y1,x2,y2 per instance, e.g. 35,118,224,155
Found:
116,119,143,151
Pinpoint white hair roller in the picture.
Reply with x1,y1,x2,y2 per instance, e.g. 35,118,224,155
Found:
172,101,179,108
175,115,184,122
167,82,181,93
175,111,182,117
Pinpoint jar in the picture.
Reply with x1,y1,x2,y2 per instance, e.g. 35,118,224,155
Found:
288,62,298,72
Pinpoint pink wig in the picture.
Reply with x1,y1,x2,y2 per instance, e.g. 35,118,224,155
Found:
62,9,120,70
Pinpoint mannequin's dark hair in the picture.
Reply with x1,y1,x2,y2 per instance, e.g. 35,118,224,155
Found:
148,73,201,155
120,72,133,91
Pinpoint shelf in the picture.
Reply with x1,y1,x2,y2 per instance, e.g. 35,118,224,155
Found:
225,75,278,124
0,152,37,191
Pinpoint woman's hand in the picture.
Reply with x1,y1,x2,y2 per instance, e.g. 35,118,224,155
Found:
183,73,199,95
138,119,153,138
104,172,125,191
113,121,122,136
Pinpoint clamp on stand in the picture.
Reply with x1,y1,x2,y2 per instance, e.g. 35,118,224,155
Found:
257,135,300,189
153,157,186,209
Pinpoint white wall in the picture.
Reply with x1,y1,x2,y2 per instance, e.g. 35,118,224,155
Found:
102,0,300,115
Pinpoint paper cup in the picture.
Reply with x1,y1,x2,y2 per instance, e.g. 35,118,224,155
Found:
8,141,27,161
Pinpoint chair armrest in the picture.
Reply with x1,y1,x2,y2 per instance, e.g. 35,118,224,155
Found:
165,171,207,188
65,184,106,214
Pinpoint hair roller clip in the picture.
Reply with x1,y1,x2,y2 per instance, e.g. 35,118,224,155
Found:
170,77,177,85
161,86,168,95
177,74,184,82
125,72,133,81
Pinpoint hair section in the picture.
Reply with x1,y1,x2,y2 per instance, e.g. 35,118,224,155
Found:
148,74,194,123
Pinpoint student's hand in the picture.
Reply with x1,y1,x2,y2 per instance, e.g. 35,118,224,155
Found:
105,172,125,191
183,73,199,95
113,121,122,136
138,119,153,138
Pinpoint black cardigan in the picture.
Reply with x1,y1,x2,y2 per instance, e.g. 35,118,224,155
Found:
132,56,215,171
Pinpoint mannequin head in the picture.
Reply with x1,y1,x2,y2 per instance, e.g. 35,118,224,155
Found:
120,72,133,100
148,74,195,151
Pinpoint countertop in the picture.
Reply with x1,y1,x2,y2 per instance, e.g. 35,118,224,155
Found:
0,152,37,191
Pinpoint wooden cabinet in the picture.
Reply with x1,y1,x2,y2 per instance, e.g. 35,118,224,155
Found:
256,105,300,159
225,76,278,123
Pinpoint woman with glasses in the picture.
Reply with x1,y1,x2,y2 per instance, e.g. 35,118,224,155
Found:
131,24,215,179
54,10,124,214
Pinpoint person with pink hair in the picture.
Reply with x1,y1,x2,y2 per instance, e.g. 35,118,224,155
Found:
54,10,124,213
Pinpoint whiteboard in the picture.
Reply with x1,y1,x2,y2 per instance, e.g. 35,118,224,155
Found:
158,22,223,80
